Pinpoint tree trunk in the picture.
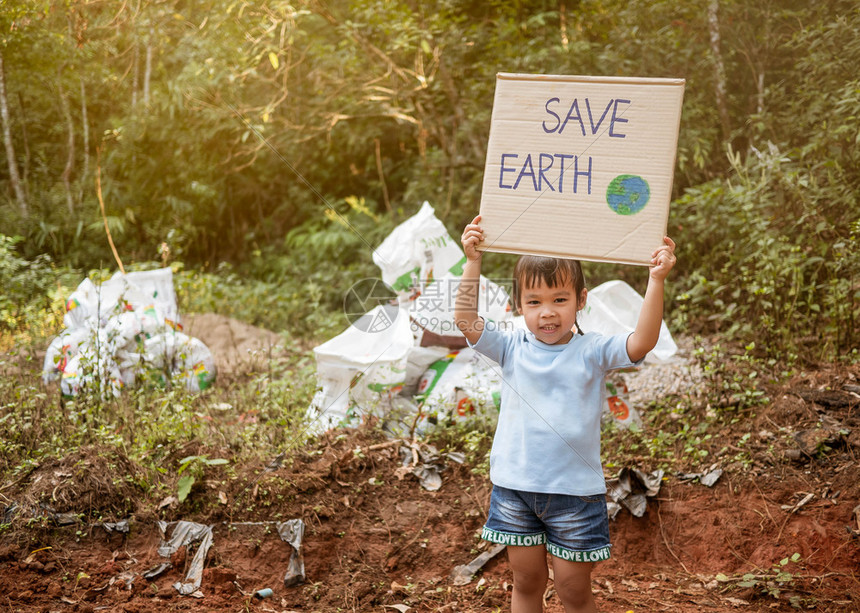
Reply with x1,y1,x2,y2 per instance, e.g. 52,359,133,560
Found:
144,28,153,106
131,44,139,108
0,51,28,216
559,3,569,51
755,71,764,116
708,0,731,141
17,91,30,201
58,77,76,214
79,78,89,201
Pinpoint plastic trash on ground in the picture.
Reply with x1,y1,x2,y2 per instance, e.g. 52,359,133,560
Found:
2,501,84,527
450,543,506,586
578,280,678,429
578,280,677,363
61,268,179,331
396,441,454,491
401,345,452,398
373,202,512,343
42,268,215,396
156,520,214,595
606,467,664,519
143,331,216,392
311,203,512,435
278,519,306,587
372,201,467,303
415,348,501,424
603,374,643,430
311,202,678,440
309,305,413,432
677,464,723,487
98,520,130,534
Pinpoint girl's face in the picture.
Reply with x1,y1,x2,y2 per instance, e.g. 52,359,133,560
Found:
518,276,586,345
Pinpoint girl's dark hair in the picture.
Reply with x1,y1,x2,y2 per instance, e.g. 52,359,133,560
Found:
512,255,587,334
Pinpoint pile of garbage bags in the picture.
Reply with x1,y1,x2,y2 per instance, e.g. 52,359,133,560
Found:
308,202,677,436
42,268,215,397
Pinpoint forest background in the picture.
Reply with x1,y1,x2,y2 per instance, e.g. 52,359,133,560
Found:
1,5,859,610
1,0,858,360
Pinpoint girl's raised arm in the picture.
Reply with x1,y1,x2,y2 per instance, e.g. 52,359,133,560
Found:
455,215,486,345
627,236,676,362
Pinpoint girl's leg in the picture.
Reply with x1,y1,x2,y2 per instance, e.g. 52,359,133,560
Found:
550,558,597,613
507,545,549,613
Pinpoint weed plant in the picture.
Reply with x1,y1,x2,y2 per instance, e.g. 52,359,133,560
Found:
0,260,325,517
715,553,817,608
0,236,71,351
602,341,773,473
673,143,859,361
426,414,497,476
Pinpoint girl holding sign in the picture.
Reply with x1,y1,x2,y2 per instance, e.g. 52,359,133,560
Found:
455,214,676,613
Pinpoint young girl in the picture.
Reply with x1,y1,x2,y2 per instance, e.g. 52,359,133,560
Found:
455,215,676,613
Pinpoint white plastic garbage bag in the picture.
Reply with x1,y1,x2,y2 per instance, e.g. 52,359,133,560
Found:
603,375,643,429
401,345,451,398
47,325,123,397
60,352,124,398
144,331,216,392
309,305,414,431
577,280,676,430
63,275,149,330
415,348,502,423
43,327,93,383
578,280,677,363
62,278,100,330
372,202,466,301
117,268,181,324
44,268,215,396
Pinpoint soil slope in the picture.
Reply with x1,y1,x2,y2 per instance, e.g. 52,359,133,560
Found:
2,318,857,612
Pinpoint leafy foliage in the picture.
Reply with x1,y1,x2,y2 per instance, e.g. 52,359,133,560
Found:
0,235,67,347
0,1,858,359
716,553,812,607
173,199,396,342
0,327,319,515
672,4,860,357
176,455,229,503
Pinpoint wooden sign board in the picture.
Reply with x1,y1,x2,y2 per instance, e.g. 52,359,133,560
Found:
477,73,685,266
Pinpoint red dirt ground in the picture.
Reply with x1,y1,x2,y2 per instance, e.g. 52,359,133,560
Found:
1,322,858,612
2,418,858,613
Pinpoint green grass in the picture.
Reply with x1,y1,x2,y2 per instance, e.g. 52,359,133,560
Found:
0,263,794,521
0,263,326,518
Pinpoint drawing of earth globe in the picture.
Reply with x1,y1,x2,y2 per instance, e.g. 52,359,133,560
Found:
606,174,650,215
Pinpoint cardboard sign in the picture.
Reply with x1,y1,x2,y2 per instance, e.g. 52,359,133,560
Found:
477,73,685,266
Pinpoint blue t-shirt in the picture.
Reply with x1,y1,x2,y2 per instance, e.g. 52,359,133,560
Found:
470,322,638,496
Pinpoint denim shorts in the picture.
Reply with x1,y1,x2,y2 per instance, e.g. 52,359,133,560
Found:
481,485,611,563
